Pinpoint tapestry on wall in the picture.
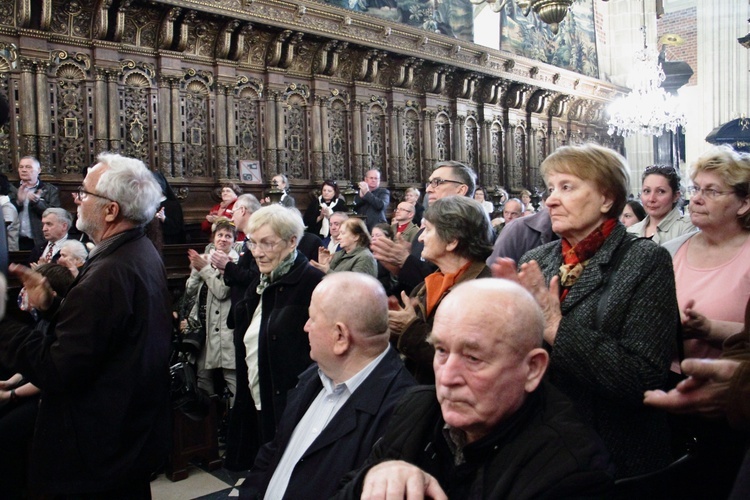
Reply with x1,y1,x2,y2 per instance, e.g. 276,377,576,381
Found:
323,0,474,41
500,0,599,79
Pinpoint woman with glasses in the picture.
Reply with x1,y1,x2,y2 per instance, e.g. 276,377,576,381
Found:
664,146,750,360
225,205,324,470
628,165,694,245
494,143,678,480
660,146,750,500
303,179,346,240
184,217,239,406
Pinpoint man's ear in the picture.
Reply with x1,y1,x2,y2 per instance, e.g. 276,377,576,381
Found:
332,322,351,356
523,348,549,393
103,201,120,222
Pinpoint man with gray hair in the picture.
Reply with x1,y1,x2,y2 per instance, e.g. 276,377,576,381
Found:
28,207,72,265
10,156,61,250
0,153,172,496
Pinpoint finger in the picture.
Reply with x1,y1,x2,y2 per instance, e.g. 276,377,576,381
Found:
490,258,519,281
422,473,448,500
681,358,739,382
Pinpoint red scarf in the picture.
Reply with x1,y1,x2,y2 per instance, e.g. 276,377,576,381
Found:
424,261,472,316
559,218,617,301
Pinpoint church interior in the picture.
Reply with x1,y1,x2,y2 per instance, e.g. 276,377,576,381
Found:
0,0,748,498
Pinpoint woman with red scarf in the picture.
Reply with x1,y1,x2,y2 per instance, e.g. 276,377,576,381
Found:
493,143,679,482
387,196,494,384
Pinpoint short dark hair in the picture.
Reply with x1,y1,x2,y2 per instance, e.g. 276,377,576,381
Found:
643,165,681,195
321,179,339,198
373,222,395,240
624,200,647,222
433,161,477,197
424,196,493,262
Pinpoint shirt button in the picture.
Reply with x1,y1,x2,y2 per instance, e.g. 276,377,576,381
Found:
215,310,220,314
215,328,219,332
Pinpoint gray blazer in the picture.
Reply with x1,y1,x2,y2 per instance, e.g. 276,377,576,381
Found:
520,223,678,478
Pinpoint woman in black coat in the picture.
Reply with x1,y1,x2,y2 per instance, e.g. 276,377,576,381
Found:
303,180,347,239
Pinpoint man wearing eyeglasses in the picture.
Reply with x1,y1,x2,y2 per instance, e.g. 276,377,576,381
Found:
372,161,476,294
391,202,419,243
354,169,390,231
9,156,61,250
0,153,171,497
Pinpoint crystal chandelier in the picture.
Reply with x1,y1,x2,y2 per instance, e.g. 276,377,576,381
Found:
471,0,578,35
607,2,686,137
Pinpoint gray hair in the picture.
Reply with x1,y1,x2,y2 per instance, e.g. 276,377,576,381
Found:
20,156,40,172
424,196,494,262
43,207,73,229
246,204,304,244
505,198,525,213
234,193,262,214
433,161,477,197
61,239,88,264
92,153,162,226
329,211,349,223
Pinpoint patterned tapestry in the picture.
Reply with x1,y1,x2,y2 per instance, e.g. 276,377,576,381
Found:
324,0,474,41
500,1,599,78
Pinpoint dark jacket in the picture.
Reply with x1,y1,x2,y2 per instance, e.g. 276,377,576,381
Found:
226,252,324,468
303,197,347,237
0,228,172,494
398,261,491,384
486,208,558,265
394,228,437,296
354,187,390,230
520,224,677,477
240,347,416,499
27,240,63,265
9,180,61,246
334,383,614,499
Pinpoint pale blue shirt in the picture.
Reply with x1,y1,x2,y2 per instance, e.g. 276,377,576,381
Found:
263,346,391,499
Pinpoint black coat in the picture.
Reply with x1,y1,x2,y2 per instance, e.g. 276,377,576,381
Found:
334,383,615,499
240,347,415,499
303,197,347,237
0,228,172,494
225,252,324,469
9,180,61,247
354,187,390,230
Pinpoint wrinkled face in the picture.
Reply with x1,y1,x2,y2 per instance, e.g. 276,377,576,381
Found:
419,219,450,264
221,187,238,203
432,301,529,444
503,201,523,222
337,224,358,252
404,190,419,204
304,287,337,375
247,224,296,274
18,158,39,184
640,174,678,220
365,170,380,191
474,190,485,202
689,171,750,230
619,204,639,227
75,165,108,243
58,246,83,268
213,227,236,254
42,214,68,242
394,202,415,223
321,185,336,201
231,204,250,232
545,171,610,246
329,216,345,238
426,167,466,204
273,175,287,190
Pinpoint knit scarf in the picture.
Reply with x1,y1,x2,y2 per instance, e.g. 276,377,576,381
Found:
318,196,336,237
423,260,472,317
256,250,297,295
558,218,617,301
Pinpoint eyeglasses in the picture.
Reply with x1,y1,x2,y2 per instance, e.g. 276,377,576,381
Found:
246,239,284,252
687,185,736,200
74,185,115,203
426,178,465,189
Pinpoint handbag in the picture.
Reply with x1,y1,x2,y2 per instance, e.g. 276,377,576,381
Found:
170,324,210,421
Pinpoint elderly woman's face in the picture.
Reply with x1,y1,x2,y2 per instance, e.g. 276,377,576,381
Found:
247,224,296,274
640,174,678,220
321,185,336,201
371,227,386,241
419,219,451,264
58,247,83,268
337,225,358,252
404,191,419,204
221,187,238,203
689,171,748,230
545,172,611,246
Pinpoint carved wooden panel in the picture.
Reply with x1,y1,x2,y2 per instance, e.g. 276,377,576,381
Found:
402,107,420,182
327,97,348,180
435,112,451,162
465,116,478,171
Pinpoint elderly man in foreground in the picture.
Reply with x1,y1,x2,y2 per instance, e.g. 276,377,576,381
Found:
239,272,415,499
0,153,171,497
335,279,614,499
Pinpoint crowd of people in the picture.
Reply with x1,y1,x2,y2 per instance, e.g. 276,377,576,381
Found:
0,143,749,499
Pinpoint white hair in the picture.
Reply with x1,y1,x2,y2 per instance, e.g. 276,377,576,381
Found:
92,153,162,226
